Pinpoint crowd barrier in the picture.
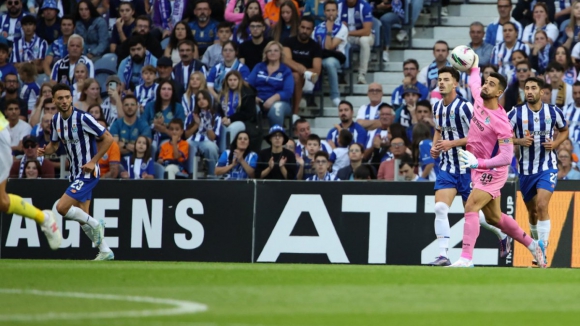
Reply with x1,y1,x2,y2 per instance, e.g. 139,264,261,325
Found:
1,180,517,266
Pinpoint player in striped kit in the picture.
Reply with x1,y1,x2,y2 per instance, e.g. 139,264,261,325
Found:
38,83,115,261
427,67,508,266
508,77,568,264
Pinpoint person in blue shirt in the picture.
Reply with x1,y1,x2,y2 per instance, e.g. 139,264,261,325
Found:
117,35,158,92
110,95,152,157
246,40,294,127
36,0,61,45
326,100,368,148
120,135,155,179
0,43,17,82
188,0,219,56
412,121,438,181
142,80,186,146
215,130,258,179
391,59,429,107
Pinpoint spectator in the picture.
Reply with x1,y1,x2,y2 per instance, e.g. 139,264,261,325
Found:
207,41,251,99
101,75,124,125
485,0,523,46
541,82,553,104
184,90,221,176
0,73,27,120
10,15,47,72
75,78,101,112
353,164,377,179
564,81,580,152
188,0,219,56
304,0,339,26
356,83,385,131
468,22,494,66
219,70,259,153
22,160,42,178
87,104,105,120
296,133,322,180
398,154,425,181
395,85,421,135
5,99,31,155
371,0,404,63
143,80,186,145
391,59,429,107
120,135,155,179
264,0,300,27
255,124,297,179
30,93,57,131
522,3,559,45
564,1,580,51
9,135,54,178
247,40,294,127
0,0,29,44
307,150,340,180
226,0,266,25
202,22,233,69
285,138,296,152
157,118,189,179
96,119,120,179
418,40,450,91
271,1,299,42
118,35,159,92
501,49,529,84
156,56,174,82
36,0,62,45
293,118,332,157
50,34,94,86
232,0,266,44
547,62,574,107
554,45,576,84
43,15,75,76
182,71,208,117
135,65,159,113
411,122,436,180
490,22,530,75
74,0,108,60
71,62,89,103
555,0,573,26
367,103,394,162
110,1,136,54
329,128,352,174
282,16,322,119
312,0,348,107
326,100,368,148
18,63,39,118
559,138,579,164
0,43,18,82
149,0,172,39
36,112,65,169
557,148,580,179
502,60,532,112
110,95,152,157
414,100,435,130
377,136,408,180
172,40,208,96
239,16,272,71
513,0,555,27
164,21,199,66
116,15,163,61
342,0,373,84
529,30,553,76
336,142,370,180
215,130,258,179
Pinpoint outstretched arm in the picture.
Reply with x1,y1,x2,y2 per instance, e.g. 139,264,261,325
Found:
468,55,481,100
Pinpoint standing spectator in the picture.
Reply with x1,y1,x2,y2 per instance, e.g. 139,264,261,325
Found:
547,62,574,107
282,16,322,120
485,0,523,46
96,119,120,179
207,41,251,100
110,95,152,157
391,59,429,107
36,0,62,45
468,22,494,66
394,85,420,136
9,135,54,178
342,0,373,84
202,22,233,69
118,35,158,91
356,83,385,131
238,16,272,71
307,151,340,180
120,135,155,179
0,73,27,120
164,22,199,66
490,22,530,74
326,100,367,148
336,142,369,180
43,15,75,76
101,75,124,125
143,80,186,145
564,1,580,51
188,0,219,56
116,15,163,61
215,131,258,179
50,34,94,86
18,63,40,118
270,1,300,42
0,43,18,82
411,122,436,180
522,3,559,45
564,82,580,154
182,71,208,117
5,99,32,155
247,40,294,127
135,65,159,113
255,125,297,179
110,1,136,54
11,15,48,72
264,0,300,27
329,128,351,173
149,0,172,39
74,0,108,60
172,40,208,96
0,0,29,44
418,41,450,91
226,0,266,25
157,118,189,179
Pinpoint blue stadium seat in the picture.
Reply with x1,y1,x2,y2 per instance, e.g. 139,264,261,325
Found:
153,162,165,180
94,53,118,75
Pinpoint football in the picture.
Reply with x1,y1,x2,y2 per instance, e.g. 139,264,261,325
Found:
448,45,476,72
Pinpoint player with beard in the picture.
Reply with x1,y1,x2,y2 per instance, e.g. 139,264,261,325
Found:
428,66,508,266
508,77,568,266
118,35,158,92
449,54,547,268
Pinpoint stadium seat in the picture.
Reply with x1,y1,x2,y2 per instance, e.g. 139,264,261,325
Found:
94,53,118,75
153,162,165,179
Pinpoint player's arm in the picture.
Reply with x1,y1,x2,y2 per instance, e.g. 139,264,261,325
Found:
435,136,467,152
91,131,114,165
430,128,442,158
39,141,60,156
467,54,481,99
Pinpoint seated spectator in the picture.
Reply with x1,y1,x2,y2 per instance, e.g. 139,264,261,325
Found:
353,164,377,179
356,83,385,131
391,59,429,107
0,73,27,120
226,0,266,25
182,71,209,117
490,22,530,76
501,49,529,84
118,35,159,92
557,148,580,179
370,0,404,63
88,105,106,121
120,135,155,179
564,2,580,51
143,80,186,145
468,22,494,67
255,125,297,179
264,0,300,27
30,97,57,135
327,100,368,149
377,136,409,180
232,0,265,44
486,0,523,46
554,45,576,84
43,15,75,76
18,62,40,118
307,150,340,180
202,22,233,68
110,95,152,157
541,82,553,104
312,0,348,107
96,118,120,179
5,99,32,155
271,1,299,43
564,82,580,150
188,0,219,56
394,85,420,135
0,0,29,44
75,78,102,112
529,31,553,76
172,40,208,96
51,34,94,86
149,0,172,39
502,60,532,111
418,41,450,91
215,131,258,179
303,0,336,26
367,103,394,162
156,56,174,82
0,43,18,82
219,70,259,153
102,75,124,124
11,15,48,72
398,154,425,181
523,3,559,46
513,0,555,28
135,65,159,113
555,0,573,28
184,90,221,176
22,160,42,178
285,138,296,152
294,118,331,156
74,0,108,60
72,62,89,103
110,1,136,54
238,16,272,71
247,40,294,127
36,0,61,45
337,142,373,180
411,122,436,181
343,0,373,84
296,133,322,180
9,135,54,178
329,128,352,174
282,16,322,119
157,118,189,179
116,15,163,61
164,21,199,66
547,62,574,107
558,138,579,165
207,41,251,99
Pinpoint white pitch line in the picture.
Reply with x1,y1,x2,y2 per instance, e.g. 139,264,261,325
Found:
0,288,208,322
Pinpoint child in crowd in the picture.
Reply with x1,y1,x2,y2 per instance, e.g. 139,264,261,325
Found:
306,151,340,181
121,135,155,179
329,129,352,175
296,134,321,180
135,65,159,115
158,118,189,179
18,62,40,118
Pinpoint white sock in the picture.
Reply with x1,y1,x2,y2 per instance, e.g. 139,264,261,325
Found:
478,211,506,240
537,220,551,245
434,202,450,257
65,206,100,228
529,223,538,240
82,224,112,252
527,239,537,253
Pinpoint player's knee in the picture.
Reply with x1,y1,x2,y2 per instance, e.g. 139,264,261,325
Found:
434,202,449,218
536,200,549,214
56,201,71,217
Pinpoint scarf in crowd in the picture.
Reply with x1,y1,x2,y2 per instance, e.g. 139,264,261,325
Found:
214,60,241,93
538,43,551,72
21,35,40,61
55,55,91,85
221,90,240,117
122,50,153,90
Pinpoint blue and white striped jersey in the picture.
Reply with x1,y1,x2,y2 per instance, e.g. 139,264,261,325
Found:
433,96,473,174
135,83,158,111
184,111,222,143
306,172,340,181
508,103,567,175
0,12,29,42
425,60,451,91
51,108,106,181
295,140,332,158
10,35,48,63
490,41,530,74
327,122,368,148
564,102,580,145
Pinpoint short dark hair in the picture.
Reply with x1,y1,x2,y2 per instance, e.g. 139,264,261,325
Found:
96,117,108,127
547,62,565,72
306,134,321,144
403,59,419,70
417,100,432,111
542,83,551,91
574,81,580,87
338,129,353,147
433,40,449,51
217,21,232,31
300,15,315,27
354,164,377,180
61,14,75,25
136,15,152,26
52,83,72,97
489,72,507,91
399,153,414,169
42,98,53,107
379,103,393,112
0,43,9,53
515,60,531,69
338,100,353,111
324,0,338,10
122,94,138,103
5,98,19,108
314,150,329,161
502,21,518,32
128,35,147,48
168,118,184,129
248,15,266,26
349,142,364,153
21,15,36,25
293,118,309,129
177,39,195,50
524,77,545,89
195,0,210,8
438,66,460,82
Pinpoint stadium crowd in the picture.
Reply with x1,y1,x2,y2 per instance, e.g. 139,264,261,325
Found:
1,0,580,181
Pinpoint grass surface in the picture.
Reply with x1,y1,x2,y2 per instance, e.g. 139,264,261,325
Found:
0,260,579,325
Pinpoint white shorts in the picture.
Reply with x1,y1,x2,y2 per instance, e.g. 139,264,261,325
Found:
0,129,12,183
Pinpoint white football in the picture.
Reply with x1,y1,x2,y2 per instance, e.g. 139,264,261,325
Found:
448,45,476,72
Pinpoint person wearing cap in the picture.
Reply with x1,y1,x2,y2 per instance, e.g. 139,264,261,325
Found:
255,125,297,180
391,59,429,107
50,33,94,86
11,15,48,72
37,0,62,45
10,135,55,178
395,85,421,136
0,0,29,44
156,56,174,82
43,15,75,76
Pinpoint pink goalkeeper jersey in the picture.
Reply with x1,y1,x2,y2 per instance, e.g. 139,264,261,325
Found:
467,67,513,175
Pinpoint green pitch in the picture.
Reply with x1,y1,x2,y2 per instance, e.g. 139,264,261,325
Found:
1,260,579,325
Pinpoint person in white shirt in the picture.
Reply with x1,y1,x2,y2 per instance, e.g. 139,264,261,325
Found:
5,99,32,155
